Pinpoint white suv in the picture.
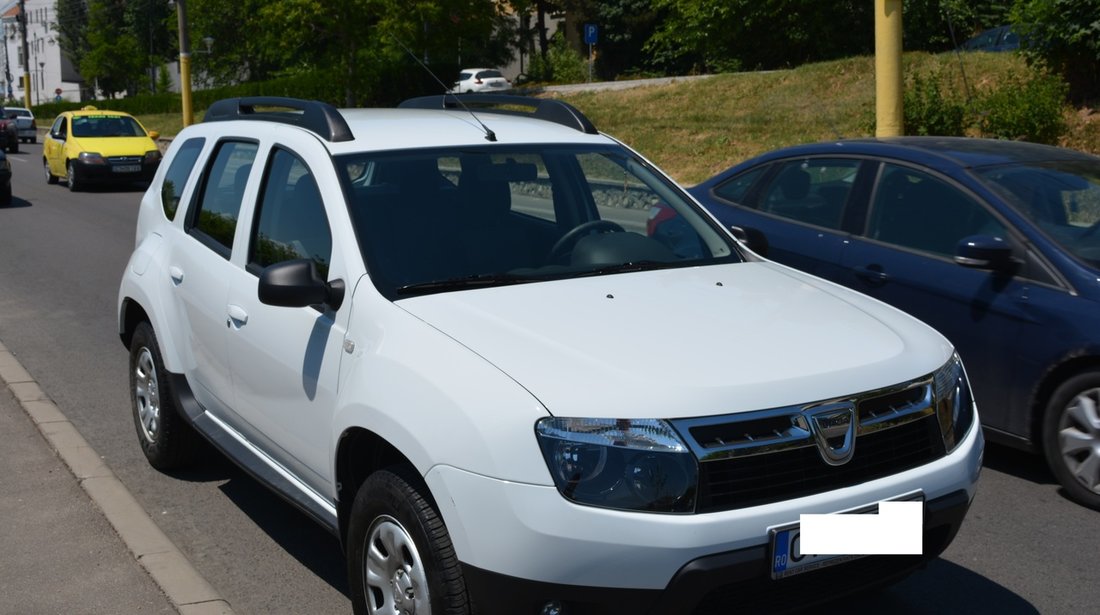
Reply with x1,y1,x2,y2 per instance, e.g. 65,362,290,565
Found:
118,95,983,614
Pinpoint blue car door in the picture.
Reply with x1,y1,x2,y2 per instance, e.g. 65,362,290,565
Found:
838,162,1035,434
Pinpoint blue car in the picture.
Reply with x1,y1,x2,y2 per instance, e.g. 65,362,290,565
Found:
689,137,1100,509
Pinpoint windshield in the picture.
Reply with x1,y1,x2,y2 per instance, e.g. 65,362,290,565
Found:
976,160,1100,267
337,144,739,298
71,115,147,138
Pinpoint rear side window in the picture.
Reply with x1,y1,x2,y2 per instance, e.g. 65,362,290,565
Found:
188,140,258,256
160,138,205,220
249,149,332,278
755,159,860,230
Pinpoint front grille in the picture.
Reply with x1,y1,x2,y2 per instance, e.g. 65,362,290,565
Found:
108,156,142,164
696,416,943,511
673,377,947,513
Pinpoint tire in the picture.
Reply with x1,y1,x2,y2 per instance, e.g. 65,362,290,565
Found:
7,141,17,154
129,322,198,471
44,160,58,184
347,467,469,615
0,182,11,206
1042,371,1100,510
67,162,80,192
31,135,36,144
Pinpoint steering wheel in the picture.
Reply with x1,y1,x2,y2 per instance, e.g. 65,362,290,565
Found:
549,220,625,261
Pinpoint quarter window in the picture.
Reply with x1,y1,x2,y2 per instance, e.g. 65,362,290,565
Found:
160,138,205,220
189,140,258,255
866,164,1006,256
249,149,332,278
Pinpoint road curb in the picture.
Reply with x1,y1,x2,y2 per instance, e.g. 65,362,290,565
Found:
0,340,235,615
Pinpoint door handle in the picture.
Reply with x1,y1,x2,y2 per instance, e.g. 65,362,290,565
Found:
169,266,184,285
854,265,890,285
227,304,249,328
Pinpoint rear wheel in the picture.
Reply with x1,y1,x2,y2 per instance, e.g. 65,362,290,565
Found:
1042,371,1100,510
0,182,11,206
129,322,198,471
347,467,469,615
7,140,17,154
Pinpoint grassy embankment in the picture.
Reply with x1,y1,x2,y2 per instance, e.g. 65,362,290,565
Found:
137,52,1099,186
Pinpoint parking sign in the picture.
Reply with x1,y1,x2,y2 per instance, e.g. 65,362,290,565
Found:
584,23,598,45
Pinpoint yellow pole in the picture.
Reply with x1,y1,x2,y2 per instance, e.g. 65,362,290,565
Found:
874,0,903,137
22,75,31,109
180,54,193,127
176,0,194,127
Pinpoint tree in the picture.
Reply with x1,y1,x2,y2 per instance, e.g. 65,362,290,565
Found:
1012,0,1100,102
80,0,145,97
55,0,90,76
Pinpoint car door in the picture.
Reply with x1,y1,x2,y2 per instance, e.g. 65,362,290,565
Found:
705,158,867,278
838,162,1036,432
169,138,260,418
223,134,352,497
44,116,67,176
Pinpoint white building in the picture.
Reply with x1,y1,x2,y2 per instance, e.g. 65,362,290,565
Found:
1,0,83,105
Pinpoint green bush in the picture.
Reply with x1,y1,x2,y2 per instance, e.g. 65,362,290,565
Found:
975,70,1067,144
903,69,968,136
528,37,590,84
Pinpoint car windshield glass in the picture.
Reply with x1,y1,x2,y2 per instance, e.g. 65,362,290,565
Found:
976,160,1100,267
71,115,146,137
337,144,740,298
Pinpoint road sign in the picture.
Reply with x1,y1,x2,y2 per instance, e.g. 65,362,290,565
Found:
584,23,598,45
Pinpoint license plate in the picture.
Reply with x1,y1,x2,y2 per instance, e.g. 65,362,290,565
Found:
768,492,923,580
113,165,141,173
769,525,864,579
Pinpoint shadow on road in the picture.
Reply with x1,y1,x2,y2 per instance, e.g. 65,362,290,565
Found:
847,557,1039,614
166,446,349,597
982,441,1056,486
1,196,32,208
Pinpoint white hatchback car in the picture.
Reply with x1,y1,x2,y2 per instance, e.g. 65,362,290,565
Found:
118,95,982,614
451,68,511,93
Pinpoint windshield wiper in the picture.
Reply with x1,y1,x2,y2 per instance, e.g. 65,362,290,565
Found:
396,272,542,296
573,260,678,278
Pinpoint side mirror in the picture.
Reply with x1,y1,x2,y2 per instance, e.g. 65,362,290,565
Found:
729,225,769,257
955,235,1014,272
258,259,344,311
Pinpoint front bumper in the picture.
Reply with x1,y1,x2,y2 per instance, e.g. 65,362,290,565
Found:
70,158,159,184
425,414,983,614
461,489,970,615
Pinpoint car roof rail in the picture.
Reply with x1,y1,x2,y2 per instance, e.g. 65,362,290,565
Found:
398,94,598,135
203,97,354,142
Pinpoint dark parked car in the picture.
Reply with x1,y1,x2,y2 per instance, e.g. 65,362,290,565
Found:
690,137,1100,509
962,25,1020,52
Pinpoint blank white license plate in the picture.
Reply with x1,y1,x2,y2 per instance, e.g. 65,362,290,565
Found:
768,493,923,580
113,165,141,173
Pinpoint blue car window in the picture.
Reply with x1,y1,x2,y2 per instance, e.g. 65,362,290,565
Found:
868,164,1006,256
755,159,859,230
713,167,766,205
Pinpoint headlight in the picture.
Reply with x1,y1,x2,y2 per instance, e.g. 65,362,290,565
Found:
144,149,162,163
535,417,697,513
933,353,976,452
78,151,106,165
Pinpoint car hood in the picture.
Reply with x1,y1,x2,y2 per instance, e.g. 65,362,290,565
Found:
396,262,953,419
70,136,156,156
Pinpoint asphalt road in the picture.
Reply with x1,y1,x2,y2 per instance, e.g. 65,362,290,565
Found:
1,142,1097,614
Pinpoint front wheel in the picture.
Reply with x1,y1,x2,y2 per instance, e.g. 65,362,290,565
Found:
67,162,80,192
129,322,198,471
44,160,58,184
1042,371,1100,510
347,467,469,615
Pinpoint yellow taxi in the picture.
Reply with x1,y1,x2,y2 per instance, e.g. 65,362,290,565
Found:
43,106,161,191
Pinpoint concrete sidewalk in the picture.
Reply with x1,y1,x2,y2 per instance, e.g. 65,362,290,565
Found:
0,342,232,614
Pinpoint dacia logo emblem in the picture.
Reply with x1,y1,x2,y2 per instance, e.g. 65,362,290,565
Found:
805,403,857,466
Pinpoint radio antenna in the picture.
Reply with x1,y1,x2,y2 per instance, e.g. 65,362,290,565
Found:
389,33,497,142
